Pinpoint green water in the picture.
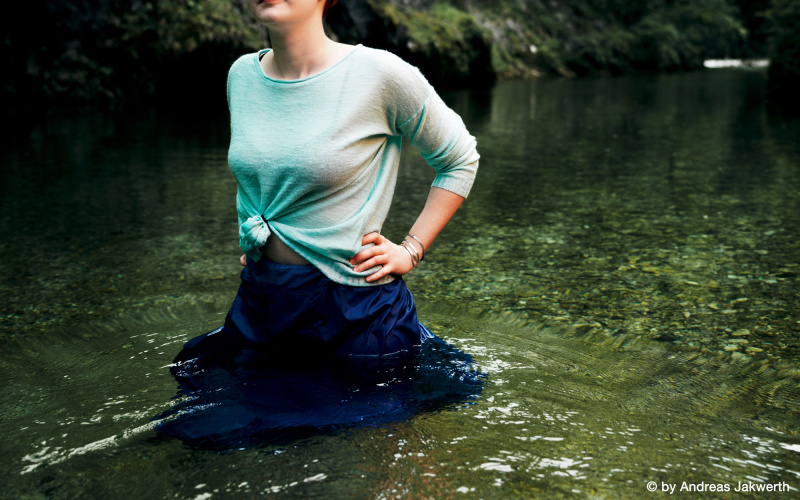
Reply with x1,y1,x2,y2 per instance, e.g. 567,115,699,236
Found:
1,69,799,498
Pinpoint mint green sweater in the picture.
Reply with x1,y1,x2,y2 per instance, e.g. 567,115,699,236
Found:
227,45,479,286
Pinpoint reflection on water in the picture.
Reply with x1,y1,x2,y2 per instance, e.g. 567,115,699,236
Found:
408,70,800,367
1,69,799,497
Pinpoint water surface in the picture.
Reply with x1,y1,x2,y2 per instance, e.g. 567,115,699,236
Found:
1,68,799,498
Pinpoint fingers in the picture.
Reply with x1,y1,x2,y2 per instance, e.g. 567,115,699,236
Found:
354,255,385,274
352,233,390,275
357,245,415,282
365,267,390,282
366,265,392,283
350,246,382,268
240,254,247,267
364,246,413,282
351,233,414,281
351,232,385,268
361,231,382,246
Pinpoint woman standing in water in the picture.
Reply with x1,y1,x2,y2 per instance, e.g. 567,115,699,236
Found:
199,0,478,366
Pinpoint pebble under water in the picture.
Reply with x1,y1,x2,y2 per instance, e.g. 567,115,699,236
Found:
1,68,799,498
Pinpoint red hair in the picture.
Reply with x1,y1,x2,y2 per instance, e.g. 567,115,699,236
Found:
323,0,338,16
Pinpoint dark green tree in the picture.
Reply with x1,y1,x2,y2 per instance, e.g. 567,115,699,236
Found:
3,0,263,107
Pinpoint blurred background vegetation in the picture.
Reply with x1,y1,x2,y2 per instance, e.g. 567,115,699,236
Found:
2,0,797,110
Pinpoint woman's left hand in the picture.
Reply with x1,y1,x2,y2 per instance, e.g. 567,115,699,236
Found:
350,232,414,283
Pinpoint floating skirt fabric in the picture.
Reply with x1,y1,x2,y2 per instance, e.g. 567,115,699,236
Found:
155,258,486,449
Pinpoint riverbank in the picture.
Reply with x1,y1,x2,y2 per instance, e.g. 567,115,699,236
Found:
6,0,795,109
328,0,748,87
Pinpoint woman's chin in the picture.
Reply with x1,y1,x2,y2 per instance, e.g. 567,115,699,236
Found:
252,0,284,16
252,5,302,26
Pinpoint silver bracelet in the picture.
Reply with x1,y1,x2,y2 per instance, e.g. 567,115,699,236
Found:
400,240,419,267
406,233,425,261
402,239,420,264
401,240,420,266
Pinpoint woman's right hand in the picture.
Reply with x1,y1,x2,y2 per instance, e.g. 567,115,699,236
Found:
350,232,415,283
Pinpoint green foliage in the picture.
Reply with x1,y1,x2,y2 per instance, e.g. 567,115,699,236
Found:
735,0,772,56
133,0,263,56
4,0,263,106
459,0,745,77
365,0,493,84
2,0,785,105
629,0,745,70
765,0,800,107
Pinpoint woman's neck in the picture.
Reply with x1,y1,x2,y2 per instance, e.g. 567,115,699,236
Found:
264,19,338,80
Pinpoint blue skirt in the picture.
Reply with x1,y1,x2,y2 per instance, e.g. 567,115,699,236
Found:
221,257,430,364
157,258,485,448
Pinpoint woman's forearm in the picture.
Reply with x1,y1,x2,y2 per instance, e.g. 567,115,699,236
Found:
350,186,465,282
405,186,465,257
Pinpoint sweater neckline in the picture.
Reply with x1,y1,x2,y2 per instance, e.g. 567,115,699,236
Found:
253,44,363,84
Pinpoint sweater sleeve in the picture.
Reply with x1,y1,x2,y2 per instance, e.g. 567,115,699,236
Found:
390,62,480,198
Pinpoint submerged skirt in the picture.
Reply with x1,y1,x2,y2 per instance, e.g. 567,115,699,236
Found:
158,257,485,448
219,256,431,364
